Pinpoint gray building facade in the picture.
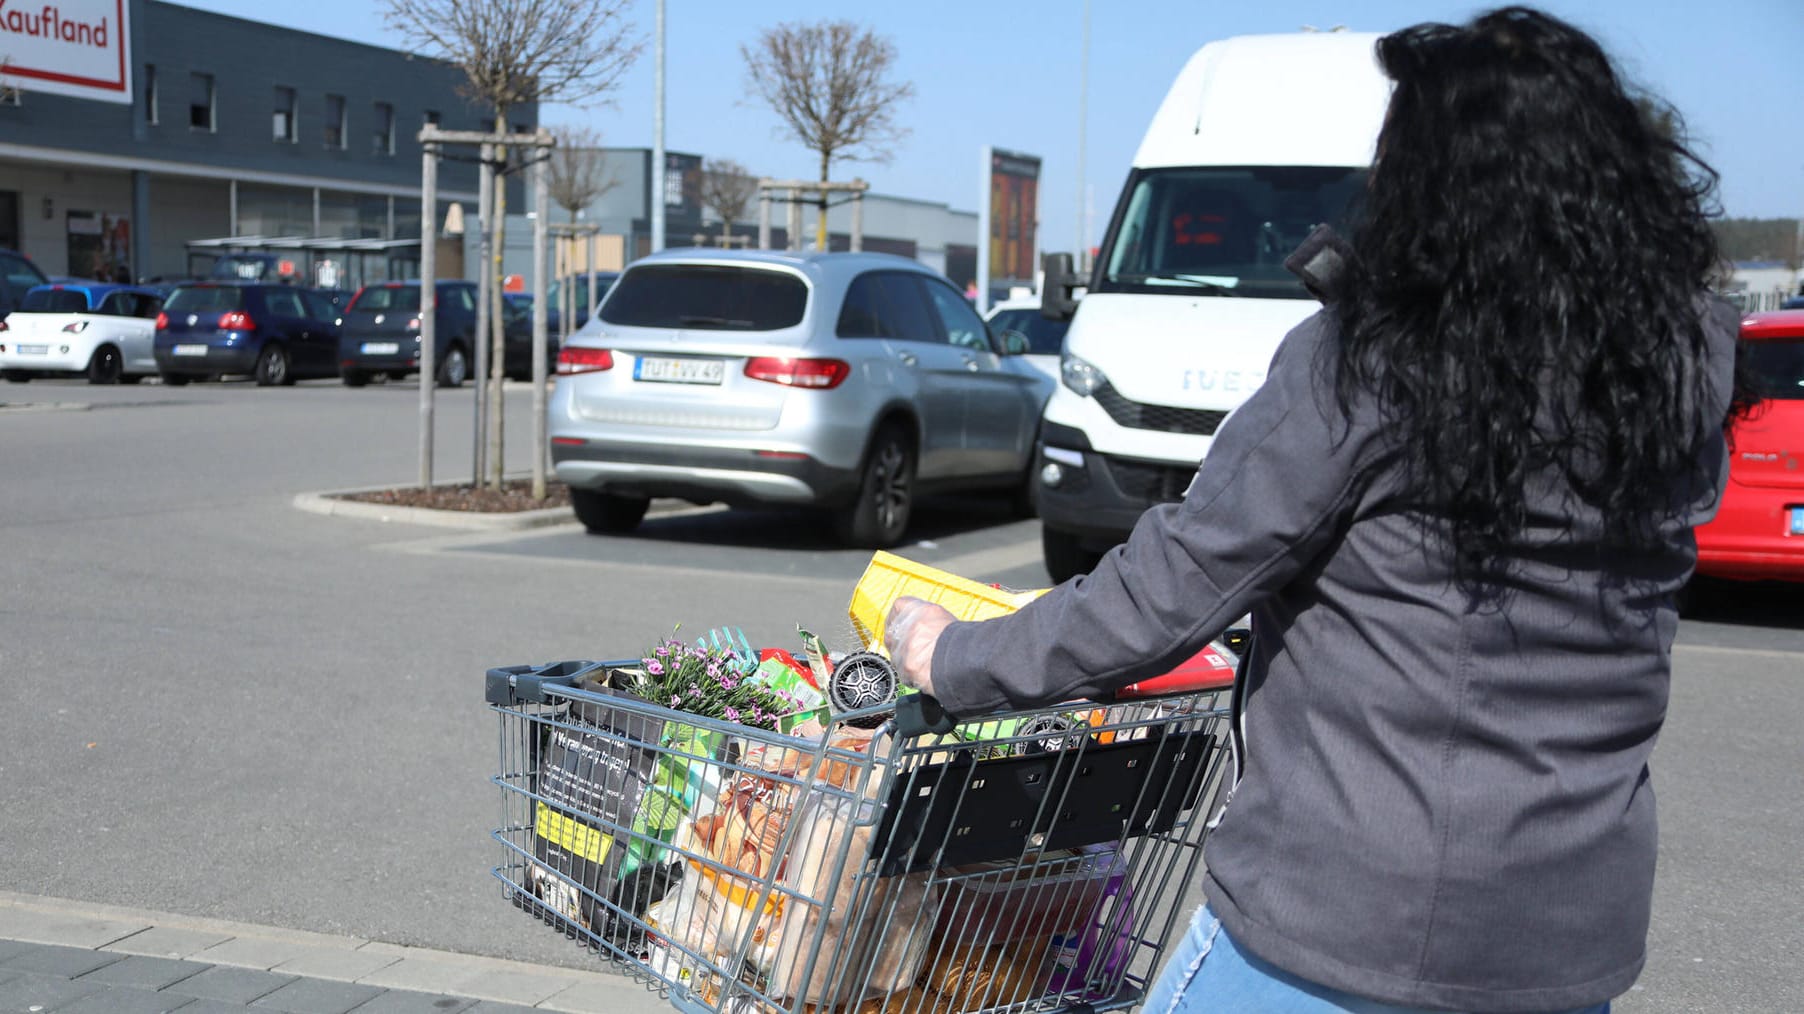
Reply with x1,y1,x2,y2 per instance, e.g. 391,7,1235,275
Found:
0,0,529,284
528,146,978,290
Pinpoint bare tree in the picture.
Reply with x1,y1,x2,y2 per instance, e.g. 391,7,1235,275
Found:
547,124,618,221
698,158,759,244
742,21,913,250
384,0,640,490
385,0,640,124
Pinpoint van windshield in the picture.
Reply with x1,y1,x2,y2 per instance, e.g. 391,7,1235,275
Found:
1097,166,1366,300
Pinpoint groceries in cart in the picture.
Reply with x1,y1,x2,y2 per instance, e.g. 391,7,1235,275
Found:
487,554,1242,1014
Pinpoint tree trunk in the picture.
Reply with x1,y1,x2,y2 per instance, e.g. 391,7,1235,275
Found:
816,149,831,252
487,112,508,490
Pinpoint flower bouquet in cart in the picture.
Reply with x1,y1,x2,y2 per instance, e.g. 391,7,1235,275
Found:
524,628,825,951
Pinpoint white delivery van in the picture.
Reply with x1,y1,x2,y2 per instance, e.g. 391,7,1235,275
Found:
1034,31,1392,581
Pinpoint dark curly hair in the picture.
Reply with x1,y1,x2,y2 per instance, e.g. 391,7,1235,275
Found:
1336,6,1728,593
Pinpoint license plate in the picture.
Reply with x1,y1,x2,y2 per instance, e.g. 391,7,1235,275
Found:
173,344,209,357
18,344,47,355
361,342,400,355
635,356,725,385
1790,507,1803,536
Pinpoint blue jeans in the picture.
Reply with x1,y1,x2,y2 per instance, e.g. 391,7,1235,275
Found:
1144,905,1610,1014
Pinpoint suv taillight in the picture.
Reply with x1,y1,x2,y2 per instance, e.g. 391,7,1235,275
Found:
744,357,850,389
556,347,614,375
217,310,256,332
154,312,169,330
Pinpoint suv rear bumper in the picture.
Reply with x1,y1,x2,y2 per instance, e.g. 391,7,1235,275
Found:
552,439,859,507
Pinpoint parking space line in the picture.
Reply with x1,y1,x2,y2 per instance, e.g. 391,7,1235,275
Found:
1672,642,1804,663
898,537,1047,586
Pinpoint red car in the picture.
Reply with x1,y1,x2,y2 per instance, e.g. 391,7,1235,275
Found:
1694,310,1804,581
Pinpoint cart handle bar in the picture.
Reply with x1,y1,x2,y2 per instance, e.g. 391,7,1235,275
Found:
894,692,957,737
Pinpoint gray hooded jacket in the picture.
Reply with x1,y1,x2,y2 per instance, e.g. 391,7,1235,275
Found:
929,284,1737,1010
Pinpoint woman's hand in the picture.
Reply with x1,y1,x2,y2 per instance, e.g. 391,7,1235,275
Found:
883,596,956,698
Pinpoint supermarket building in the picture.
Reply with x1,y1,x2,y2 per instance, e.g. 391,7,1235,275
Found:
0,0,513,284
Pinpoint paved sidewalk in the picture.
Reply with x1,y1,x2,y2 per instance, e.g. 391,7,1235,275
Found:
0,892,658,1013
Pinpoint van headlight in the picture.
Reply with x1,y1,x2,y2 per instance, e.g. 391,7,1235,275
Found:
1061,354,1108,397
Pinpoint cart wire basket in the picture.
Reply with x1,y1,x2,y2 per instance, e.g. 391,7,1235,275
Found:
488,658,1232,1014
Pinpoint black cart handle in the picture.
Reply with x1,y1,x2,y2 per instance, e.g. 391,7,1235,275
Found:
484,659,607,706
895,692,958,737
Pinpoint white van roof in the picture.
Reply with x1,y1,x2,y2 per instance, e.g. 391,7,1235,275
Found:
1134,31,1391,170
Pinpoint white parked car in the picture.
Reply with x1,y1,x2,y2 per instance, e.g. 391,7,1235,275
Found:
984,296,1070,388
0,283,166,384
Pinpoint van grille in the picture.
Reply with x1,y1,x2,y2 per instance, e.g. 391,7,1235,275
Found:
1094,383,1227,436
1104,456,1195,505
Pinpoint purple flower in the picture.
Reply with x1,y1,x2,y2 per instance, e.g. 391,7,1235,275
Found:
646,660,664,676
654,645,668,658
706,662,721,679
724,706,740,723
688,686,702,699
670,695,682,706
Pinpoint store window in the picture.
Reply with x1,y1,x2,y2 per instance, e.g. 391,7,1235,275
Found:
373,102,395,156
273,87,296,142
189,72,214,132
324,94,346,149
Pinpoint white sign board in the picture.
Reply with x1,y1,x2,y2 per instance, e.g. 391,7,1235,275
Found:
0,0,131,104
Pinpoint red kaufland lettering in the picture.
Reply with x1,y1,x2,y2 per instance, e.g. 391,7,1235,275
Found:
0,2,111,48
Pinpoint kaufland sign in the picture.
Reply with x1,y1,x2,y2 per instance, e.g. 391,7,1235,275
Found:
0,0,131,104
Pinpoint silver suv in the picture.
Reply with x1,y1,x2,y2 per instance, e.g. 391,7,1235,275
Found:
548,250,1051,547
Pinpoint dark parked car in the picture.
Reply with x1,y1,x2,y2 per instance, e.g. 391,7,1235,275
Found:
340,281,548,387
1,248,50,319
153,283,343,386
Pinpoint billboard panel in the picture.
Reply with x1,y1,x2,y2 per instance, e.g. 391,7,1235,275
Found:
0,0,131,104
988,149,1040,285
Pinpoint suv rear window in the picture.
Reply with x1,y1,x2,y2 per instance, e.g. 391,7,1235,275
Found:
348,286,422,313
20,289,90,312
1745,339,1804,401
601,264,807,331
164,287,245,313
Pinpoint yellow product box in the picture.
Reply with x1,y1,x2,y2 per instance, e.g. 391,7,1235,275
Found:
848,551,1047,652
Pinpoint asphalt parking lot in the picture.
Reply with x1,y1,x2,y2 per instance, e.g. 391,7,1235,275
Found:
1,377,1799,1012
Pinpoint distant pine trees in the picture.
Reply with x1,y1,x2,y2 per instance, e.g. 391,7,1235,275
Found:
1713,218,1801,267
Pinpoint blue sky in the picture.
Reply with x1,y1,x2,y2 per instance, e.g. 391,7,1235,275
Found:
180,0,1803,253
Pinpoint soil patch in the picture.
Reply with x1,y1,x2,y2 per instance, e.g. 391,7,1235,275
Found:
335,479,572,513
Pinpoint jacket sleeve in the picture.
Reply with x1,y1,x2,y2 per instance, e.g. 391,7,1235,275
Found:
929,311,1388,717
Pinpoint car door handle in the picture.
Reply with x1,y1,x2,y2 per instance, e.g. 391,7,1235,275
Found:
895,352,917,367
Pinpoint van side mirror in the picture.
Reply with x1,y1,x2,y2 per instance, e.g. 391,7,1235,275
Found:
1040,252,1082,322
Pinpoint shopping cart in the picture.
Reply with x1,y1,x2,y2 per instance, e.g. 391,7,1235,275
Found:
488,657,1233,1014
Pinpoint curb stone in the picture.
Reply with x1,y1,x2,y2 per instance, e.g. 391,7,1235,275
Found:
0,891,651,1012
294,482,705,532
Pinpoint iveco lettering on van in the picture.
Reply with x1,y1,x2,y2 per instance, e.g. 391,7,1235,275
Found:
1034,31,1392,581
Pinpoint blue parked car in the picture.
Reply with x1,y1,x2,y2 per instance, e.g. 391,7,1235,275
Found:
0,248,49,319
153,283,342,386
